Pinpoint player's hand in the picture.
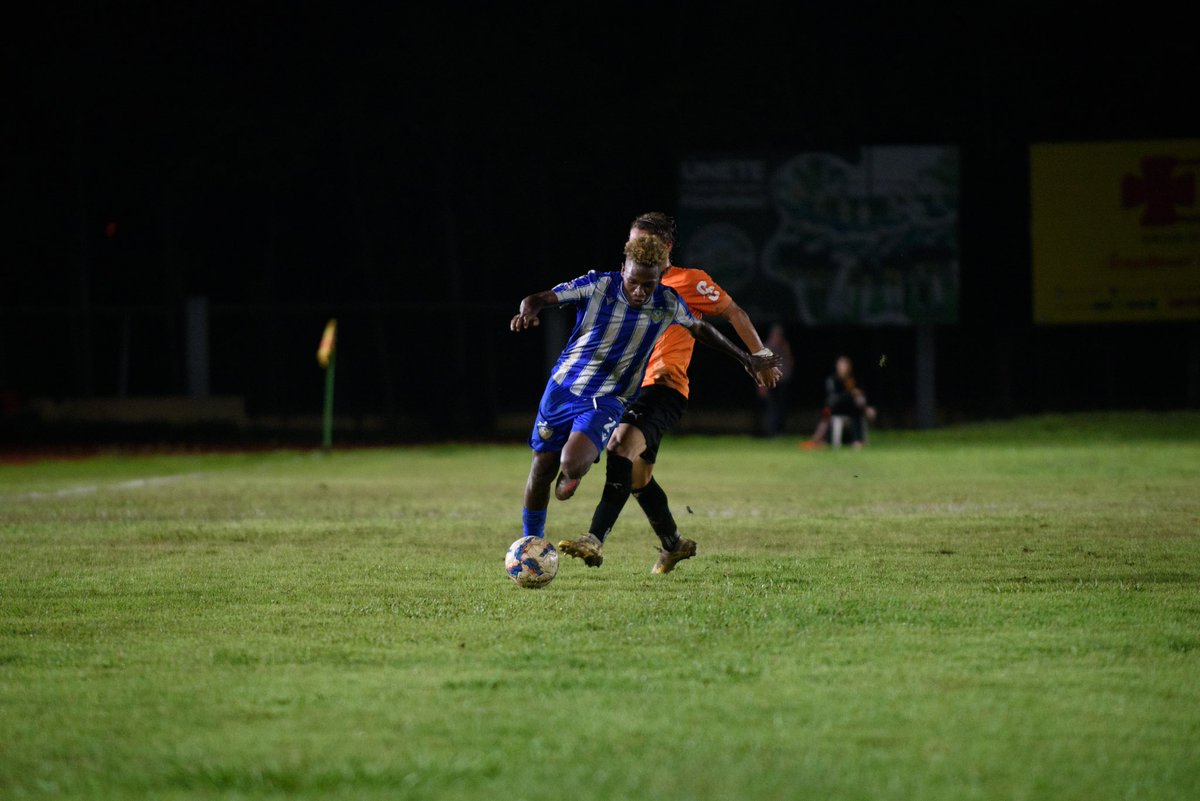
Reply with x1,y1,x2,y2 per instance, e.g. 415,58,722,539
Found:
746,349,783,385
510,312,540,332
756,365,783,389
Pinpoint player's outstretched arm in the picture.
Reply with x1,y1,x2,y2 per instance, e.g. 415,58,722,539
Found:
715,300,766,351
687,319,782,382
712,299,782,388
510,290,558,332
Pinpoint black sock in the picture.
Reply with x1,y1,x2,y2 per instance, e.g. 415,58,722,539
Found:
588,454,633,542
633,478,680,551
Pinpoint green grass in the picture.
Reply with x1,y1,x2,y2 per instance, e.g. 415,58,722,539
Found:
2,411,1199,800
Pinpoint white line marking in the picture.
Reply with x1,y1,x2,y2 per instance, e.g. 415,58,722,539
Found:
1,472,205,502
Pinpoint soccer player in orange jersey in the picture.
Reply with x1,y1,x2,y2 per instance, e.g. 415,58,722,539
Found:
559,212,782,573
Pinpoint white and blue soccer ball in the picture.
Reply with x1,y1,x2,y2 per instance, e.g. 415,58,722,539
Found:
505,536,559,588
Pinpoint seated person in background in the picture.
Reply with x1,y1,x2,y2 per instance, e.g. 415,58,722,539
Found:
803,355,876,449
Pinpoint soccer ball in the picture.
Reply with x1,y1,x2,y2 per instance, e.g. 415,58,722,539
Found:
505,536,559,588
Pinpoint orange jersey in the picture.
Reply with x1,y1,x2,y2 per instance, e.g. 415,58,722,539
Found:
641,265,733,398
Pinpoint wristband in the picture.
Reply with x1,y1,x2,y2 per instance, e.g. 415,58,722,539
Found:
753,348,774,358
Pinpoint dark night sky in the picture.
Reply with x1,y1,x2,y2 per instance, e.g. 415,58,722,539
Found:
3,3,1197,435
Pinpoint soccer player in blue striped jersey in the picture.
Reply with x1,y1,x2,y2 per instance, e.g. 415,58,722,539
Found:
510,235,780,542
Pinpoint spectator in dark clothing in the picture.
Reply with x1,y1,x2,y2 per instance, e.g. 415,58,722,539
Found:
803,356,876,449
757,324,795,437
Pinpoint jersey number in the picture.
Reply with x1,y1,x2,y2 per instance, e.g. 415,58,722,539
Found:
696,280,721,302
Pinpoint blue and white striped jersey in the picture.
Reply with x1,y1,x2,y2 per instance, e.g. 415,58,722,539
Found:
549,271,696,402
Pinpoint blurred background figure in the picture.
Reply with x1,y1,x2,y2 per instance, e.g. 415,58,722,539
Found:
803,355,877,449
758,323,795,437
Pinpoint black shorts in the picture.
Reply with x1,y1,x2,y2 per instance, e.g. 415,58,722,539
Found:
620,385,688,464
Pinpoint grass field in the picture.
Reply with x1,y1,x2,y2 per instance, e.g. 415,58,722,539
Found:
2,412,1199,800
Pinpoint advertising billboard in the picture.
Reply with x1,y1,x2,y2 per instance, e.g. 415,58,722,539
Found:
678,147,960,326
1032,139,1200,323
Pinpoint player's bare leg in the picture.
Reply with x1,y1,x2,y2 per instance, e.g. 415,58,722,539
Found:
521,451,560,539
554,431,599,501
631,455,697,574
632,456,654,489
524,451,560,510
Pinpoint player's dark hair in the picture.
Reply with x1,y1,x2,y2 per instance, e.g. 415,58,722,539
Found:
624,235,669,271
631,212,676,246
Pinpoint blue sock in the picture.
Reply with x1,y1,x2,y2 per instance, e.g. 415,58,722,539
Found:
522,508,547,539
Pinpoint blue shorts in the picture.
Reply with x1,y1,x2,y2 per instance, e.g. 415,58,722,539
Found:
529,380,625,454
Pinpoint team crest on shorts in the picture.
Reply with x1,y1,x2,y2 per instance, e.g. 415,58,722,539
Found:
537,421,554,441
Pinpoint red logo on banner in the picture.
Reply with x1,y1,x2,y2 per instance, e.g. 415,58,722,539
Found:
1121,156,1200,226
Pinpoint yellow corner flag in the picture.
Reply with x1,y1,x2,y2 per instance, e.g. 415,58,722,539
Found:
317,319,338,368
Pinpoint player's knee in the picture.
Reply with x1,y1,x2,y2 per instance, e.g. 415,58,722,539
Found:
561,454,593,479
558,444,596,479
605,432,638,459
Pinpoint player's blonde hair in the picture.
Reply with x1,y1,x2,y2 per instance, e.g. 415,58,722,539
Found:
623,234,669,271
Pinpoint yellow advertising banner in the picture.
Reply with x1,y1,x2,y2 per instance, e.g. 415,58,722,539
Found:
1031,139,1200,323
